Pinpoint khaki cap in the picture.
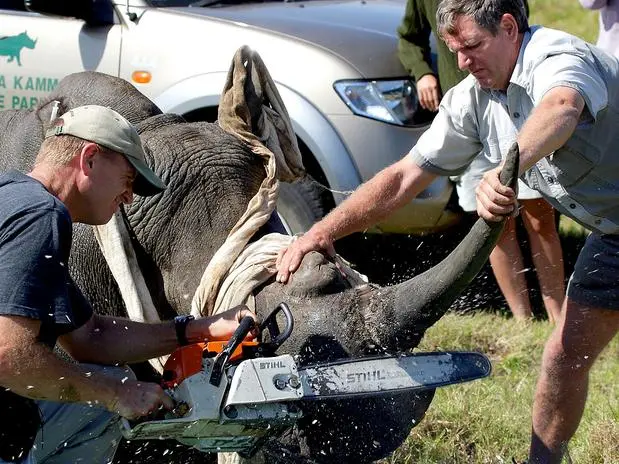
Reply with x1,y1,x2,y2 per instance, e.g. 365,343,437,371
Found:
45,105,166,196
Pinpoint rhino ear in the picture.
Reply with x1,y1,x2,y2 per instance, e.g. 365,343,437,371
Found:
35,99,68,133
218,46,260,133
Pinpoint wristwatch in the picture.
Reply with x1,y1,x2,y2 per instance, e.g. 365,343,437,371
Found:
174,315,195,346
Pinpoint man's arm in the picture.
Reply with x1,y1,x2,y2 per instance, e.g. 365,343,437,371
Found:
397,0,440,110
0,306,255,419
0,314,172,419
276,156,437,283
60,306,256,366
397,0,433,80
476,86,585,221
517,86,585,172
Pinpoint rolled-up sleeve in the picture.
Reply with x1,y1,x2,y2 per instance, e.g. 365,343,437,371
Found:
409,85,483,176
530,53,608,119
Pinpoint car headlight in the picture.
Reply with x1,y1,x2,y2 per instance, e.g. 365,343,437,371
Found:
333,79,422,126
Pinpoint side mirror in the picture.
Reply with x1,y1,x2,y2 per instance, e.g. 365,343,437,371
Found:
25,0,114,26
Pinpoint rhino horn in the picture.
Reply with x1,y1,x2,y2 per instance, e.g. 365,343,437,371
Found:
365,143,520,350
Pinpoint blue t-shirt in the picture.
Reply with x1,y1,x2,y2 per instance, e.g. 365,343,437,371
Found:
0,170,93,347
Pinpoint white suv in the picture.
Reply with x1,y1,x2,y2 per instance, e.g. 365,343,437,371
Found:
0,0,459,234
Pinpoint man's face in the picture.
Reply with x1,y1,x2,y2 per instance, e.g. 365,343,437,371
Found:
443,14,519,90
84,147,136,224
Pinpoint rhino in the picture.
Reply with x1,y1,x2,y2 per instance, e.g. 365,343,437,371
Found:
0,48,516,463
0,31,37,67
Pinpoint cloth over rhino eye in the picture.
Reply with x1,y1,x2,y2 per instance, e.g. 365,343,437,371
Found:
283,253,350,297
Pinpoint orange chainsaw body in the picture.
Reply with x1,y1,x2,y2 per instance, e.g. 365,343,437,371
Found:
161,340,259,389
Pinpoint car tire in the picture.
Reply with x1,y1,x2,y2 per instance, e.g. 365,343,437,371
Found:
277,178,327,235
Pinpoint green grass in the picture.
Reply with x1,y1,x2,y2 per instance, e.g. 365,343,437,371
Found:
379,313,619,464
529,0,598,43
558,214,589,238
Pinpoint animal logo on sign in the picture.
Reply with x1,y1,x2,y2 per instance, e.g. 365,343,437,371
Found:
0,31,37,66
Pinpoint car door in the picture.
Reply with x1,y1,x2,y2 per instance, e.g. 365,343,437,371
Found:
0,5,121,110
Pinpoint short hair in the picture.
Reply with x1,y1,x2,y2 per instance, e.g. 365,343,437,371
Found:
437,0,529,37
36,115,117,166
36,134,90,166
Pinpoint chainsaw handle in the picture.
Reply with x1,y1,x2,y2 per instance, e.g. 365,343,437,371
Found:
260,302,294,350
209,315,255,386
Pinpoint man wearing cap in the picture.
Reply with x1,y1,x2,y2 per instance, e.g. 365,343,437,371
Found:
0,105,256,463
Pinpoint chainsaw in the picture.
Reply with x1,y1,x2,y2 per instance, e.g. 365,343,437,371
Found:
121,303,491,457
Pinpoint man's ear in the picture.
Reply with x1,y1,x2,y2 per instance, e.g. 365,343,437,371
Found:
500,13,519,41
80,143,99,175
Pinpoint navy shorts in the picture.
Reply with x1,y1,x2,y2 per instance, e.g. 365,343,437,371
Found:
567,233,619,310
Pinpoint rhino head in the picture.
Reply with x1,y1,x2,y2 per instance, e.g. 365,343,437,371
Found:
248,147,517,462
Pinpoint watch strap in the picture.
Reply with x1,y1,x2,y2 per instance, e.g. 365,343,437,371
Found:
174,315,195,346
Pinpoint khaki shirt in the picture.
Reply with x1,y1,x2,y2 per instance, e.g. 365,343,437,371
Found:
410,26,619,234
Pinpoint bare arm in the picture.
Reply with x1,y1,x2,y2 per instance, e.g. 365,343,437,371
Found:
60,314,178,365
60,306,256,366
0,307,254,419
476,86,585,221
517,86,585,173
0,315,134,411
314,156,435,241
276,156,436,282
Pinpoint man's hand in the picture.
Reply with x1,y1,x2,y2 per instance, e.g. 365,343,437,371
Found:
276,231,336,284
108,379,175,420
476,166,518,221
416,74,441,112
193,305,258,341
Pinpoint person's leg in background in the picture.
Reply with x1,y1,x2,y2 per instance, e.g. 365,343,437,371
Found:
520,198,565,323
456,163,538,320
489,216,532,320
